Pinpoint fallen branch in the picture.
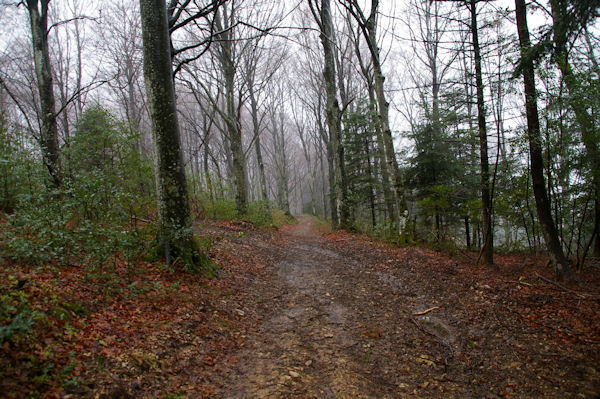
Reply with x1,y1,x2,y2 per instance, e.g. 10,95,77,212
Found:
536,274,586,298
506,279,534,287
413,306,440,316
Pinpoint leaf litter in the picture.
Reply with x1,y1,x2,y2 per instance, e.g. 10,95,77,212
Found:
1,216,599,398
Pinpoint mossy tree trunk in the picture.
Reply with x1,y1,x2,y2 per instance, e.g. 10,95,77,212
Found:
139,0,205,269
26,0,60,187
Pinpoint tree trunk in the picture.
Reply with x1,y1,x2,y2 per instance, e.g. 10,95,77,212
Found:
318,132,328,218
470,0,494,265
215,9,247,215
326,140,338,227
367,20,403,233
248,75,268,203
139,0,207,269
515,0,572,279
364,135,377,229
26,0,60,186
203,135,214,202
318,0,349,229
465,216,471,250
271,112,290,214
348,6,397,230
368,88,397,230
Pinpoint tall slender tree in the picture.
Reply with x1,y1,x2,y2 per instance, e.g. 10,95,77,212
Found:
515,0,572,279
25,0,60,186
214,5,248,215
310,0,350,229
468,0,493,265
341,0,405,233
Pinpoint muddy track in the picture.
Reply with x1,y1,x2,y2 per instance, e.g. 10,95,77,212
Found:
218,217,455,398
215,216,600,398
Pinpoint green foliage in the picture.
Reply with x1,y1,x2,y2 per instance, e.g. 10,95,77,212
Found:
0,287,43,344
417,185,454,216
271,207,298,228
342,100,382,231
197,196,296,229
201,198,238,220
1,106,155,267
244,200,273,226
0,112,45,213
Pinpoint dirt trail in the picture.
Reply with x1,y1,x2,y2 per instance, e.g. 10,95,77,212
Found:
215,216,600,398
224,216,381,398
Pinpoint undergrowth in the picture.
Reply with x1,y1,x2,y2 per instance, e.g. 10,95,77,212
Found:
198,198,297,229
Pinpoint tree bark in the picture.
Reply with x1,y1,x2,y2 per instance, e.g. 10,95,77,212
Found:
26,0,60,186
248,77,268,202
139,0,206,269
469,0,494,265
317,0,349,229
326,140,338,227
215,8,247,215
515,0,572,279
347,7,397,230
365,2,404,234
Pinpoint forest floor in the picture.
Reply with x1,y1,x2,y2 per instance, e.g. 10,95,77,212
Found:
2,216,600,398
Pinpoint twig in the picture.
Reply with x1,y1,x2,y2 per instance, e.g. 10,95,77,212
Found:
536,274,586,298
506,280,534,287
413,306,440,316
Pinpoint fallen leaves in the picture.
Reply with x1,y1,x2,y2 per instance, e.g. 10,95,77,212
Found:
0,219,274,397
324,228,600,397
2,217,600,398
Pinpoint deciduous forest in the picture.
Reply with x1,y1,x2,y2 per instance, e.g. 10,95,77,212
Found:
0,0,599,397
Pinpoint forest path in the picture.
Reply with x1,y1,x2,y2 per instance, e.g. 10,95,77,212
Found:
218,216,455,398
211,216,600,398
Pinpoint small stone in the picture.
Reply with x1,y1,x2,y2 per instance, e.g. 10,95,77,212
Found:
289,370,300,378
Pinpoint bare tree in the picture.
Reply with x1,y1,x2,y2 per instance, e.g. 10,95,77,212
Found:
309,0,350,229
339,0,404,233
24,0,60,186
99,1,146,137
467,0,493,265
